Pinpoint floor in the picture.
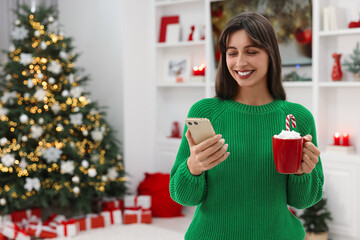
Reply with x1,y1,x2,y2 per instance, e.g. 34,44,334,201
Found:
56,207,195,240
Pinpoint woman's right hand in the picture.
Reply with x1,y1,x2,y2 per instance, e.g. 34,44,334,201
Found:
185,129,230,176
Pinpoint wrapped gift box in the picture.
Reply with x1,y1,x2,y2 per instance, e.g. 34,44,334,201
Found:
123,209,152,224
2,222,30,240
124,195,151,209
100,209,122,226
26,221,57,239
75,214,105,231
10,209,41,223
43,214,67,228
56,219,80,238
100,198,124,211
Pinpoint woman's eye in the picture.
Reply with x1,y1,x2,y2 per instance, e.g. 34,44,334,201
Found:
227,52,237,56
248,51,258,55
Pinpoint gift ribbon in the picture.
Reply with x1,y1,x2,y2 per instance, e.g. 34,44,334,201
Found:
7,222,28,239
60,219,75,236
43,213,57,226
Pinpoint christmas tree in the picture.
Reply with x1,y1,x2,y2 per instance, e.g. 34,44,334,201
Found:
0,4,126,215
299,197,332,233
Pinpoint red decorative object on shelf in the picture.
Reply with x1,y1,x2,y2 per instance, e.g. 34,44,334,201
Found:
342,133,350,146
331,53,342,81
192,64,206,76
188,25,195,41
158,15,179,43
349,20,360,28
169,121,181,138
333,132,340,145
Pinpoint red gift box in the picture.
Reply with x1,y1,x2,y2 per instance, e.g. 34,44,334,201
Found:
75,214,105,231
11,209,41,223
26,221,57,239
100,198,124,211
123,209,152,224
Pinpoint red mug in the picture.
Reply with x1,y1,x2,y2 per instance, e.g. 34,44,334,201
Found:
272,136,303,174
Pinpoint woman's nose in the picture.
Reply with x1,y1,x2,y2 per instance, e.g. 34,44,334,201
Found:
236,54,248,67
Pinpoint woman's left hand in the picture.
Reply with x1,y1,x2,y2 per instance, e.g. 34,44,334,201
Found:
295,135,321,175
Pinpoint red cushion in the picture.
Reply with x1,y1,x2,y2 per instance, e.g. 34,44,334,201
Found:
137,172,183,217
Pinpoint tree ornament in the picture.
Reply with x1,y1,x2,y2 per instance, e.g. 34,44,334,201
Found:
0,198,6,206
0,137,8,146
27,79,34,88
91,129,104,142
0,108,9,117
40,41,47,50
81,160,89,168
70,113,83,125
21,136,28,142
19,53,33,65
15,19,21,25
1,154,15,167
5,74,11,81
48,77,56,84
61,90,69,97
56,124,64,132
34,88,47,101
30,125,43,139
61,160,75,175
12,26,28,40
72,176,80,183
24,93,30,98
38,118,44,124
9,44,15,52
82,130,88,136
34,30,41,37
51,102,61,114
107,167,118,180
42,147,62,163
37,73,44,79
20,114,29,123
117,154,122,160
48,16,54,22
88,168,97,178
1,92,17,104
73,186,80,195
47,61,62,74
70,86,83,98
102,176,108,182
24,177,41,192
19,158,28,170
60,51,68,60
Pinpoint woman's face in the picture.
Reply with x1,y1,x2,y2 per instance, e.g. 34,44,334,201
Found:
226,30,269,89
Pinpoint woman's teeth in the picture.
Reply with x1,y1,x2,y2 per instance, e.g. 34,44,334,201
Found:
236,70,254,76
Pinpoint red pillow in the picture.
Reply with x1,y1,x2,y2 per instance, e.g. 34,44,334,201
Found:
137,172,183,217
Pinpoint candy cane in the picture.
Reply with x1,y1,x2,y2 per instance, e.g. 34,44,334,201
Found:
286,114,296,131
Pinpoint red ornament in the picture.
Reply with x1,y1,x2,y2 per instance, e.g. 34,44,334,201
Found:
331,53,342,81
188,25,195,41
349,20,360,28
295,28,312,45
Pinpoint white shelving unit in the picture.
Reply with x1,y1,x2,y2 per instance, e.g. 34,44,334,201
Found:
152,2,360,237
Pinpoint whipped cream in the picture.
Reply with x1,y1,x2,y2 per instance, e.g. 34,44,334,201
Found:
274,130,301,139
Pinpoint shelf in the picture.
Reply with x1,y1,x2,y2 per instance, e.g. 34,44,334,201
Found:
157,82,206,87
319,28,360,37
155,0,203,7
319,82,360,88
283,81,313,87
156,40,205,48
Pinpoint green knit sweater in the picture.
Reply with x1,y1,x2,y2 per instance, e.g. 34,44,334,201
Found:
170,98,324,240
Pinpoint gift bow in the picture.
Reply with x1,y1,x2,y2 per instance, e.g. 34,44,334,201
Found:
60,219,75,236
24,177,40,192
7,222,29,239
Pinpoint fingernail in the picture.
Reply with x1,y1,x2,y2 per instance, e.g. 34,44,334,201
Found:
220,139,225,144
224,144,229,149
217,134,222,138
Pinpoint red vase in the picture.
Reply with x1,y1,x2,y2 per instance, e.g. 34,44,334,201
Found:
331,53,342,81
170,121,181,138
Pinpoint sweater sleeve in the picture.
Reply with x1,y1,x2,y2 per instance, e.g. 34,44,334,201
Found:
169,98,217,206
286,107,324,209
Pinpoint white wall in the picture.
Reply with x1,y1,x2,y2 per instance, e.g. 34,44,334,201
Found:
58,0,154,193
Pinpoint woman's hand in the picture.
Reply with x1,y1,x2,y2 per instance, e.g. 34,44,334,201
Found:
295,135,321,175
185,129,230,176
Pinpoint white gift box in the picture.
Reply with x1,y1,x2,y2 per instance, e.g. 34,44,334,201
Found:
100,209,122,226
124,195,151,209
56,221,80,237
2,221,31,240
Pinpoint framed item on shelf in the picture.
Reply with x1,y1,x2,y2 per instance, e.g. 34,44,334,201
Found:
166,24,181,43
158,15,179,43
210,0,312,67
165,56,191,83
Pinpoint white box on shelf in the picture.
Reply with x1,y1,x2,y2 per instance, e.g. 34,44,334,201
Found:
166,24,181,43
325,145,356,154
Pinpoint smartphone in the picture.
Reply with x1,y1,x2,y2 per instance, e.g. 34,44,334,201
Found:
185,118,216,144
